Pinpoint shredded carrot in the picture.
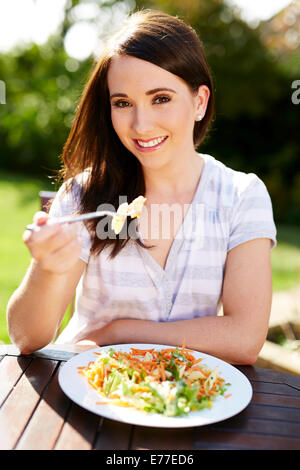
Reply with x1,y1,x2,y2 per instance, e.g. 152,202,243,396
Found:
189,365,209,376
112,400,133,408
78,342,230,413
160,361,166,381
184,352,197,362
193,358,204,364
130,348,155,356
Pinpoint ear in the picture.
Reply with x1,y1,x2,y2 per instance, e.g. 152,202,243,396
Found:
194,85,210,122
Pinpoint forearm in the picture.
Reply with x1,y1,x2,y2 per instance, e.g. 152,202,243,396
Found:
95,315,261,365
7,260,74,353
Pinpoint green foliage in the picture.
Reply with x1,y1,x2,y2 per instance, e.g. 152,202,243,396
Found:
0,36,92,179
0,171,51,343
0,0,299,223
135,0,300,225
271,225,300,291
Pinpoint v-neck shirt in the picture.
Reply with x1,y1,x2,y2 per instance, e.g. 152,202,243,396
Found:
50,153,277,344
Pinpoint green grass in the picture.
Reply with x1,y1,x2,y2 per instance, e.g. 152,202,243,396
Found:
1,171,300,344
0,170,55,344
271,225,300,291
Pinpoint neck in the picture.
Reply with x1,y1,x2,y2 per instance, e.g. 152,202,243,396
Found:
143,151,204,198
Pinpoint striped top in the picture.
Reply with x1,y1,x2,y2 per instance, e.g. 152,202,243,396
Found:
50,153,277,344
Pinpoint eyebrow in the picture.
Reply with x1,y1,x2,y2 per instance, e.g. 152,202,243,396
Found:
109,88,177,99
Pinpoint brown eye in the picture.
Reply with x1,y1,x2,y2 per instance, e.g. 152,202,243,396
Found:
112,100,131,108
153,95,171,104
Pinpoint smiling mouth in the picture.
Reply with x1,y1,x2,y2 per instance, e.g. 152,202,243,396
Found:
134,136,168,149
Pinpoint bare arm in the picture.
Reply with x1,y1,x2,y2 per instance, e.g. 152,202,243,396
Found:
6,214,86,354
88,238,272,365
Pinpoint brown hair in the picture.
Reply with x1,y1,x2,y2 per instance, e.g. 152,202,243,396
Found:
56,9,214,258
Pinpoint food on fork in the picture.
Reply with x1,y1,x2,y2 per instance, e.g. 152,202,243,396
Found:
111,196,146,234
111,202,130,235
127,195,147,218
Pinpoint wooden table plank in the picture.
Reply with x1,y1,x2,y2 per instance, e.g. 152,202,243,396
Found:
1,346,300,450
16,363,71,450
251,381,300,396
238,365,300,391
194,428,300,450
0,357,57,450
246,403,300,422
130,409,300,450
93,418,133,450
0,355,32,406
214,412,300,437
131,426,195,450
252,391,300,407
0,343,93,360
54,401,101,450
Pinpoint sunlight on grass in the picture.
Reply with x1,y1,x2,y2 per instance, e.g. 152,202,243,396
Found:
271,234,300,291
0,171,54,344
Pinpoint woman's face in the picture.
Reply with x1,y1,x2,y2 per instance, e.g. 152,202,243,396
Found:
107,55,209,172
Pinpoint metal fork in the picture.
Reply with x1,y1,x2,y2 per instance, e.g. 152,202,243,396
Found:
26,210,117,231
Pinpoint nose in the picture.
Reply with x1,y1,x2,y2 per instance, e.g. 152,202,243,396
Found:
131,106,154,136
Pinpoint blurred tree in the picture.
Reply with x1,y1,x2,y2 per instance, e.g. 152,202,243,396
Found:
0,38,91,178
0,0,133,182
0,0,299,223
259,0,300,76
134,0,300,224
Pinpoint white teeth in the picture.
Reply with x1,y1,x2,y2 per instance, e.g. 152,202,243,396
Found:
137,136,166,148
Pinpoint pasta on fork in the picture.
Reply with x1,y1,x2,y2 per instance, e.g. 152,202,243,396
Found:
111,196,146,235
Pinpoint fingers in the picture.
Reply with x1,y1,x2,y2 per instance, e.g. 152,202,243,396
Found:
26,223,80,258
33,211,50,226
44,223,81,255
23,211,82,272
23,219,61,245
40,234,82,273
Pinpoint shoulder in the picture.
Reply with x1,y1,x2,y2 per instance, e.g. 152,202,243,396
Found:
49,168,91,217
58,168,91,199
200,154,270,210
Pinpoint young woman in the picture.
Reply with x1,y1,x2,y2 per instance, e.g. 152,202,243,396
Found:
7,10,276,364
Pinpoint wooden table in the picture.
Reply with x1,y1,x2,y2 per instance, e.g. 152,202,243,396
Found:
1,343,300,451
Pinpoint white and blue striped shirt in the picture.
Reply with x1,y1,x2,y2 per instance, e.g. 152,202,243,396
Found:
50,153,277,344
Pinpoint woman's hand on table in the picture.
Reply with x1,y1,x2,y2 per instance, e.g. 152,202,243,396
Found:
80,320,122,347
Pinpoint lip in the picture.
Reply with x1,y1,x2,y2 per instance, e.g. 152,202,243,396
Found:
133,136,168,152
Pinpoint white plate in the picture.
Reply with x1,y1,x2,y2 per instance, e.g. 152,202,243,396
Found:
58,343,252,428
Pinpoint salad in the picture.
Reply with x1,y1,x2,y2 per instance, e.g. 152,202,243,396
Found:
78,345,231,417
